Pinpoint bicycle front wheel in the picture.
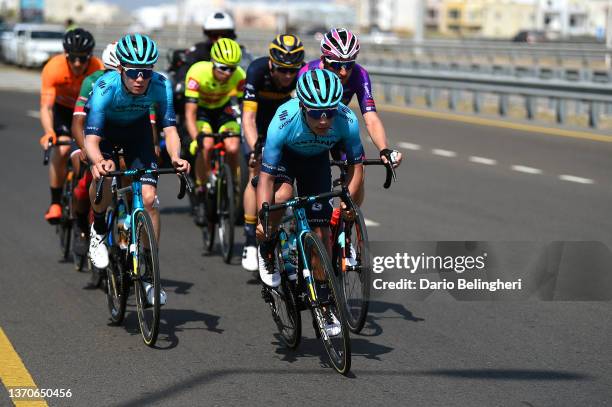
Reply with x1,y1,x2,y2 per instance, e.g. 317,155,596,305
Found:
58,172,73,261
133,210,161,347
218,163,235,264
303,232,351,375
339,207,371,333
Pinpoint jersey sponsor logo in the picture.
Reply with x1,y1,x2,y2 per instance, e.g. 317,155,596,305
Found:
312,202,323,211
97,80,106,89
245,83,255,91
244,90,255,99
279,110,288,121
187,77,200,91
294,139,336,147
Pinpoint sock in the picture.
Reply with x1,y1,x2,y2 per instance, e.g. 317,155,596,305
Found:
92,210,107,235
76,211,89,233
50,187,62,205
244,214,257,246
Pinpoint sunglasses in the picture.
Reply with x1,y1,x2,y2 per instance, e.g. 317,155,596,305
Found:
67,54,90,63
325,59,355,71
304,107,337,120
271,64,300,74
123,67,154,80
213,63,237,73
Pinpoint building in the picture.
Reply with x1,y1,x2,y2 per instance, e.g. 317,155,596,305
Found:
535,0,589,37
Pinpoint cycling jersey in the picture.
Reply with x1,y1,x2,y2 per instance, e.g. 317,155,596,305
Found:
243,57,296,135
75,70,156,124
41,54,104,108
298,60,376,114
262,98,363,176
184,61,245,109
85,70,175,137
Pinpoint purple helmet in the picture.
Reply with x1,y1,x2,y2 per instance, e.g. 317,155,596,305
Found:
320,28,360,61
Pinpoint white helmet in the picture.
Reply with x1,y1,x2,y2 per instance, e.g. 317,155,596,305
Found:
203,11,235,32
102,42,119,70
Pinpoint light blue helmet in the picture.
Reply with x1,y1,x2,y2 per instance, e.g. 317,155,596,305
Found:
296,69,343,109
116,33,158,66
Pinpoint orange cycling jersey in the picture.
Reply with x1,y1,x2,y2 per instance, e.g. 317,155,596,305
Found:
40,54,103,109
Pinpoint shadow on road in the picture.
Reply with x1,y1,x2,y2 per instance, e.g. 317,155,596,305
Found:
109,366,592,407
159,205,191,215
357,301,425,337
160,278,194,295
121,308,223,350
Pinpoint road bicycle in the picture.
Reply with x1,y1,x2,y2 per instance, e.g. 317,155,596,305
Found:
95,167,191,347
43,136,88,271
260,191,352,375
199,132,240,264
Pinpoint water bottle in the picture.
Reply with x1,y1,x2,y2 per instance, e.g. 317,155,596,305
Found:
280,232,297,281
117,199,129,249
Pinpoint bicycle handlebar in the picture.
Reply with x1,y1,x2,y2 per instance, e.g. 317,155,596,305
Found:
330,158,396,189
42,137,73,166
94,168,193,204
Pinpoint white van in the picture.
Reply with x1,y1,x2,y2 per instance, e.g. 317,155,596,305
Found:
10,24,64,67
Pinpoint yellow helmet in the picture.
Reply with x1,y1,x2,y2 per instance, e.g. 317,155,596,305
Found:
211,38,242,66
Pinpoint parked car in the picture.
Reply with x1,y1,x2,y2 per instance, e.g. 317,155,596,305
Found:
7,24,64,67
512,30,547,44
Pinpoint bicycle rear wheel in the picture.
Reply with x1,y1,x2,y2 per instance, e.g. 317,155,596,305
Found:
133,210,161,347
265,239,301,349
302,232,351,375
218,163,235,264
339,207,371,333
106,246,128,325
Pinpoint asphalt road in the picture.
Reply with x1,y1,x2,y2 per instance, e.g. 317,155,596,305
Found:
0,90,610,406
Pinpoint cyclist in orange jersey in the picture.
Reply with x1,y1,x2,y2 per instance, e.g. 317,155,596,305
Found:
39,28,103,223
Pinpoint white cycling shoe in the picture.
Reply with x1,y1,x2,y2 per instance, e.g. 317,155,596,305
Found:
258,246,280,288
88,225,109,269
242,245,259,272
345,243,358,268
143,282,167,306
323,309,342,337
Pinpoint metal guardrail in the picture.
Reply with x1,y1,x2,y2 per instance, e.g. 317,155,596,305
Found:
367,67,612,128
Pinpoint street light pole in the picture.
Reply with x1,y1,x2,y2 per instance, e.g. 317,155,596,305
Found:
607,0,612,68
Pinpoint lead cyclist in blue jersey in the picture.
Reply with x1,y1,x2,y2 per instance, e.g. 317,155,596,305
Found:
256,69,364,333
85,34,190,304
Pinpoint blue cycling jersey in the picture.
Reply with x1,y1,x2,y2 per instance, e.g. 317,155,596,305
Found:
85,71,175,137
261,98,364,176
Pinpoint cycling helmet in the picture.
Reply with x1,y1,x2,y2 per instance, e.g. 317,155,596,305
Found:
101,42,119,70
320,28,360,61
203,11,236,37
296,69,343,109
63,28,95,54
269,34,305,68
116,34,158,66
210,38,241,66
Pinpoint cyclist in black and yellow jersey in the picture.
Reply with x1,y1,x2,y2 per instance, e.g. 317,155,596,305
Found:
240,34,304,272
184,38,246,225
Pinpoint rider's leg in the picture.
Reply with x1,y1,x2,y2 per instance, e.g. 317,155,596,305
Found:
142,184,160,242
219,121,241,178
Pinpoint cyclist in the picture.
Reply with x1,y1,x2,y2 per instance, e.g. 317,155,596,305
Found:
85,34,190,305
299,27,402,206
256,69,364,336
240,34,304,272
172,11,252,128
184,38,245,226
39,28,103,224
70,42,121,256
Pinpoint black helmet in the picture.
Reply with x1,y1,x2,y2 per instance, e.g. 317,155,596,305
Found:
269,34,304,68
63,28,95,54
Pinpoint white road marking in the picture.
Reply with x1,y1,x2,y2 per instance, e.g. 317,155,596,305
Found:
397,142,421,150
27,110,40,119
432,148,457,157
559,175,594,184
511,165,542,175
469,156,497,165
364,218,380,227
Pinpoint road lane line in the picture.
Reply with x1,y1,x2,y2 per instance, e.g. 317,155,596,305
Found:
0,328,48,406
469,156,497,165
26,111,40,119
559,175,594,184
432,149,457,157
511,165,542,174
364,218,380,227
397,142,421,150
375,104,612,143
